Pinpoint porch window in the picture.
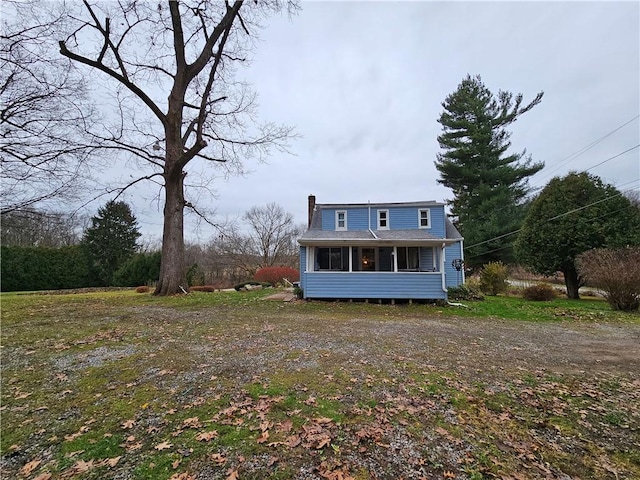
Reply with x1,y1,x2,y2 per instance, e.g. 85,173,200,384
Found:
336,210,347,231
316,247,348,271
377,209,389,230
397,247,419,271
418,209,430,228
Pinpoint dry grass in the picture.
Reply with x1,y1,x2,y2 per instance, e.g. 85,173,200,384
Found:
1,290,639,479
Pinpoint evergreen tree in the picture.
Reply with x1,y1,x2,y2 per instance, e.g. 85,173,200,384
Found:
515,172,640,299
82,200,141,286
435,74,544,267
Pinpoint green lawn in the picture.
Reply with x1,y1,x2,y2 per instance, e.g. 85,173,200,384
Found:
1,289,638,479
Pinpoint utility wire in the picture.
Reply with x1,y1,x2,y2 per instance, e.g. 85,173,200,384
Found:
531,114,639,186
583,144,639,173
464,184,638,251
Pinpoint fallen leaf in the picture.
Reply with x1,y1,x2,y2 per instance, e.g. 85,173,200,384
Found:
33,474,52,480
227,469,239,480
256,430,270,443
106,456,121,468
169,472,195,480
172,459,181,469
196,431,218,442
154,441,173,451
210,453,227,465
122,419,136,429
20,460,41,476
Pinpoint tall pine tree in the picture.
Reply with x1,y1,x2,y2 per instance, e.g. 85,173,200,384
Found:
82,200,141,286
435,74,544,267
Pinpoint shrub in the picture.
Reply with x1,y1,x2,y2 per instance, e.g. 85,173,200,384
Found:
113,252,161,287
234,281,271,291
577,247,640,312
479,261,509,296
522,283,556,301
190,285,218,292
447,284,484,301
254,266,299,287
293,286,304,299
135,285,150,293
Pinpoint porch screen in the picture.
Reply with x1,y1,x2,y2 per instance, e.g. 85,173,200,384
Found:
397,247,419,271
316,247,349,271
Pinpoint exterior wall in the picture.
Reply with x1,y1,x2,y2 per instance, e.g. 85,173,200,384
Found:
302,271,446,300
321,205,447,235
299,246,307,291
444,241,465,288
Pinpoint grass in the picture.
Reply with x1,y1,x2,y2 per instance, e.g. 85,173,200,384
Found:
1,288,639,479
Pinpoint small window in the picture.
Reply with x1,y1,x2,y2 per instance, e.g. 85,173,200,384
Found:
418,209,430,228
335,210,347,231
377,209,389,230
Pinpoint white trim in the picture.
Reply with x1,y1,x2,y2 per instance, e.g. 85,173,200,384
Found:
377,209,390,230
335,210,347,231
392,247,398,272
440,243,447,292
418,208,431,229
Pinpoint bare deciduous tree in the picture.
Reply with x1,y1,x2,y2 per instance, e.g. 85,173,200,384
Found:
55,0,296,295
0,209,82,247
1,1,96,214
214,202,302,277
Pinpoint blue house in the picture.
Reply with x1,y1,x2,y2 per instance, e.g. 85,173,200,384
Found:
298,196,465,301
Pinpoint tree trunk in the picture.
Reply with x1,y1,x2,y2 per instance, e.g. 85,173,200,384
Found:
562,265,581,299
154,169,187,295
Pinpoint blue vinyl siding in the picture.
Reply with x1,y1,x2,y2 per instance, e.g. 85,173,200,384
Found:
321,205,447,236
444,242,464,288
299,246,307,290
322,208,369,231
302,272,446,299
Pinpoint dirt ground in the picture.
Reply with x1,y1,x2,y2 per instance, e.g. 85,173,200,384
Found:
2,300,640,480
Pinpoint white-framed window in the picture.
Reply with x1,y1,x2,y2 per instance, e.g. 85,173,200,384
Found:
418,208,430,228
335,210,347,231
377,209,389,230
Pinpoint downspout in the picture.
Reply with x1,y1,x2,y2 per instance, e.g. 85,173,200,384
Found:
440,242,447,293
460,239,466,284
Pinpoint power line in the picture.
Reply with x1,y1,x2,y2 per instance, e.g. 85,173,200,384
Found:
531,114,640,186
464,184,638,253
584,144,639,173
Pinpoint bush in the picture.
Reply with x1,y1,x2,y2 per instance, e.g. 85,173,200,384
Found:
190,285,218,292
479,261,509,296
577,247,640,312
254,266,299,287
234,281,271,291
113,252,161,287
522,283,556,301
135,285,150,293
447,284,484,301
0,245,94,292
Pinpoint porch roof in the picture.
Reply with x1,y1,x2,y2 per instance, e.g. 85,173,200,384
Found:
298,229,458,246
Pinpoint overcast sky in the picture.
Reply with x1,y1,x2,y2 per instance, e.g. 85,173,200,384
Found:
130,0,639,241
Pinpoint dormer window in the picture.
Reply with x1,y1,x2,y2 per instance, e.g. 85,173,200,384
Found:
336,210,347,231
377,209,389,230
418,208,430,228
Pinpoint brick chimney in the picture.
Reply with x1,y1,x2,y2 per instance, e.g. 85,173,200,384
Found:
308,194,316,228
